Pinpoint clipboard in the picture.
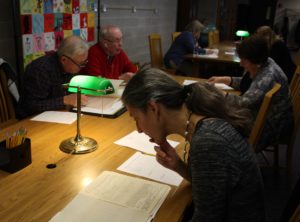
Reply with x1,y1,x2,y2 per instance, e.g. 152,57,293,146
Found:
72,96,126,118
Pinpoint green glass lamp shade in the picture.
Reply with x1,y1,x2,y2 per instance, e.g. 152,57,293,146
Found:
236,30,250,37
68,75,114,96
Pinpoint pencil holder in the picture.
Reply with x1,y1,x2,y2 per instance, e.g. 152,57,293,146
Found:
0,138,32,173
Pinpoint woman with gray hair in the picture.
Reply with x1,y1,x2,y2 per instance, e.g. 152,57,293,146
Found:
122,68,266,222
164,20,207,75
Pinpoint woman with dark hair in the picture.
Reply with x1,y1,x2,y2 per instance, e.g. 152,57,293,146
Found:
208,35,293,152
256,26,296,83
122,68,266,222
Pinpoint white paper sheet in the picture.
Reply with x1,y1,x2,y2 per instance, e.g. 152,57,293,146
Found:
114,131,179,155
118,152,183,186
30,111,77,124
183,80,234,90
214,83,234,90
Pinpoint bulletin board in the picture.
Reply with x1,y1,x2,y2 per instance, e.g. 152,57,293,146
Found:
19,0,97,68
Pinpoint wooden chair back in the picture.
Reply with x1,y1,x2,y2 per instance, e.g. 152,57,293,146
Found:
0,67,17,128
213,30,220,45
294,48,300,66
172,32,181,42
148,34,164,69
248,83,281,152
208,30,220,47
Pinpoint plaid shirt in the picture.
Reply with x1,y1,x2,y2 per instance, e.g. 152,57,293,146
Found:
18,53,72,118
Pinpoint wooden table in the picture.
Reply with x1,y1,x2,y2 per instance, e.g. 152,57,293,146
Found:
0,111,191,222
184,41,241,77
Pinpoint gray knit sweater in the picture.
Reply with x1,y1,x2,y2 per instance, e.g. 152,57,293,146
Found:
188,118,266,222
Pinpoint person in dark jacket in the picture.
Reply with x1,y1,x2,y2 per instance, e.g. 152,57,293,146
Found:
164,20,207,75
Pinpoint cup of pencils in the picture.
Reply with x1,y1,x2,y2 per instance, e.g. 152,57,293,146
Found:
0,127,32,173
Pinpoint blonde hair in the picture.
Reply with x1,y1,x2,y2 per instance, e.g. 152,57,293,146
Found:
256,26,281,48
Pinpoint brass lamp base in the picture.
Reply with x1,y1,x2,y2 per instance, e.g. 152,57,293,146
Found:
59,137,98,154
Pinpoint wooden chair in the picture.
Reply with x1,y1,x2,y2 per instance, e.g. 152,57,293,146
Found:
294,48,300,66
213,30,220,45
248,83,282,152
0,66,18,128
260,67,300,182
148,34,175,74
171,32,181,42
208,29,220,48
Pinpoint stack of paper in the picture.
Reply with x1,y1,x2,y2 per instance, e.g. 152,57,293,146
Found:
49,171,170,222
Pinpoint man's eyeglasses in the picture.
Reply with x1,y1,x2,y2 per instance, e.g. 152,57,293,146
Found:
104,38,123,44
63,55,88,69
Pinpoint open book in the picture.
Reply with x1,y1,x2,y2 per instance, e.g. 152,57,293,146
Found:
72,79,126,118
49,171,170,222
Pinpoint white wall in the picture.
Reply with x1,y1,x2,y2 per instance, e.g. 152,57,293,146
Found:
99,0,178,65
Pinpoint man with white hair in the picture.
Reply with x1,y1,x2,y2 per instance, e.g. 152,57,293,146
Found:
18,36,89,118
82,25,137,82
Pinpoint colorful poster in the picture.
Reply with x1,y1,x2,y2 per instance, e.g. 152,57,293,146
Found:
63,13,72,30
80,13,87,28
87,0,96,12
20,0,33,14
80,0,87,12
63,30,72,38
87,13,94,28
73,29,80,36
24,54,33,68
72,14,80,29
22,34,33,56
88,27,94,42
33,33,45,53
54,13,63,31
53,0,64,13
80,28,87,40
44,14,54,32
32,0,44,14
21,15,32,34
54,31,64,48
32,52,45,61
44,0,53,14
44,32,55,51
72,0,80,13
63,0,72,13
32,14,44,34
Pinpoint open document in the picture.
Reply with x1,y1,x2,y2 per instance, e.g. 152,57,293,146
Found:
183,80,234,90
73,96,126,117
72,79,126,118
49,171,170,222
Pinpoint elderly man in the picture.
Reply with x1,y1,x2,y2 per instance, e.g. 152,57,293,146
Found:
82,25,137,82
18,36,89,118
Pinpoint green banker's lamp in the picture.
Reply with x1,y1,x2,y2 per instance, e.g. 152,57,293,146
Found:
236,30,250,40
59,75,114,154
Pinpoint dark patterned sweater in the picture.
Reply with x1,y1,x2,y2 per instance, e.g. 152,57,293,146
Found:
188,118,266,222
